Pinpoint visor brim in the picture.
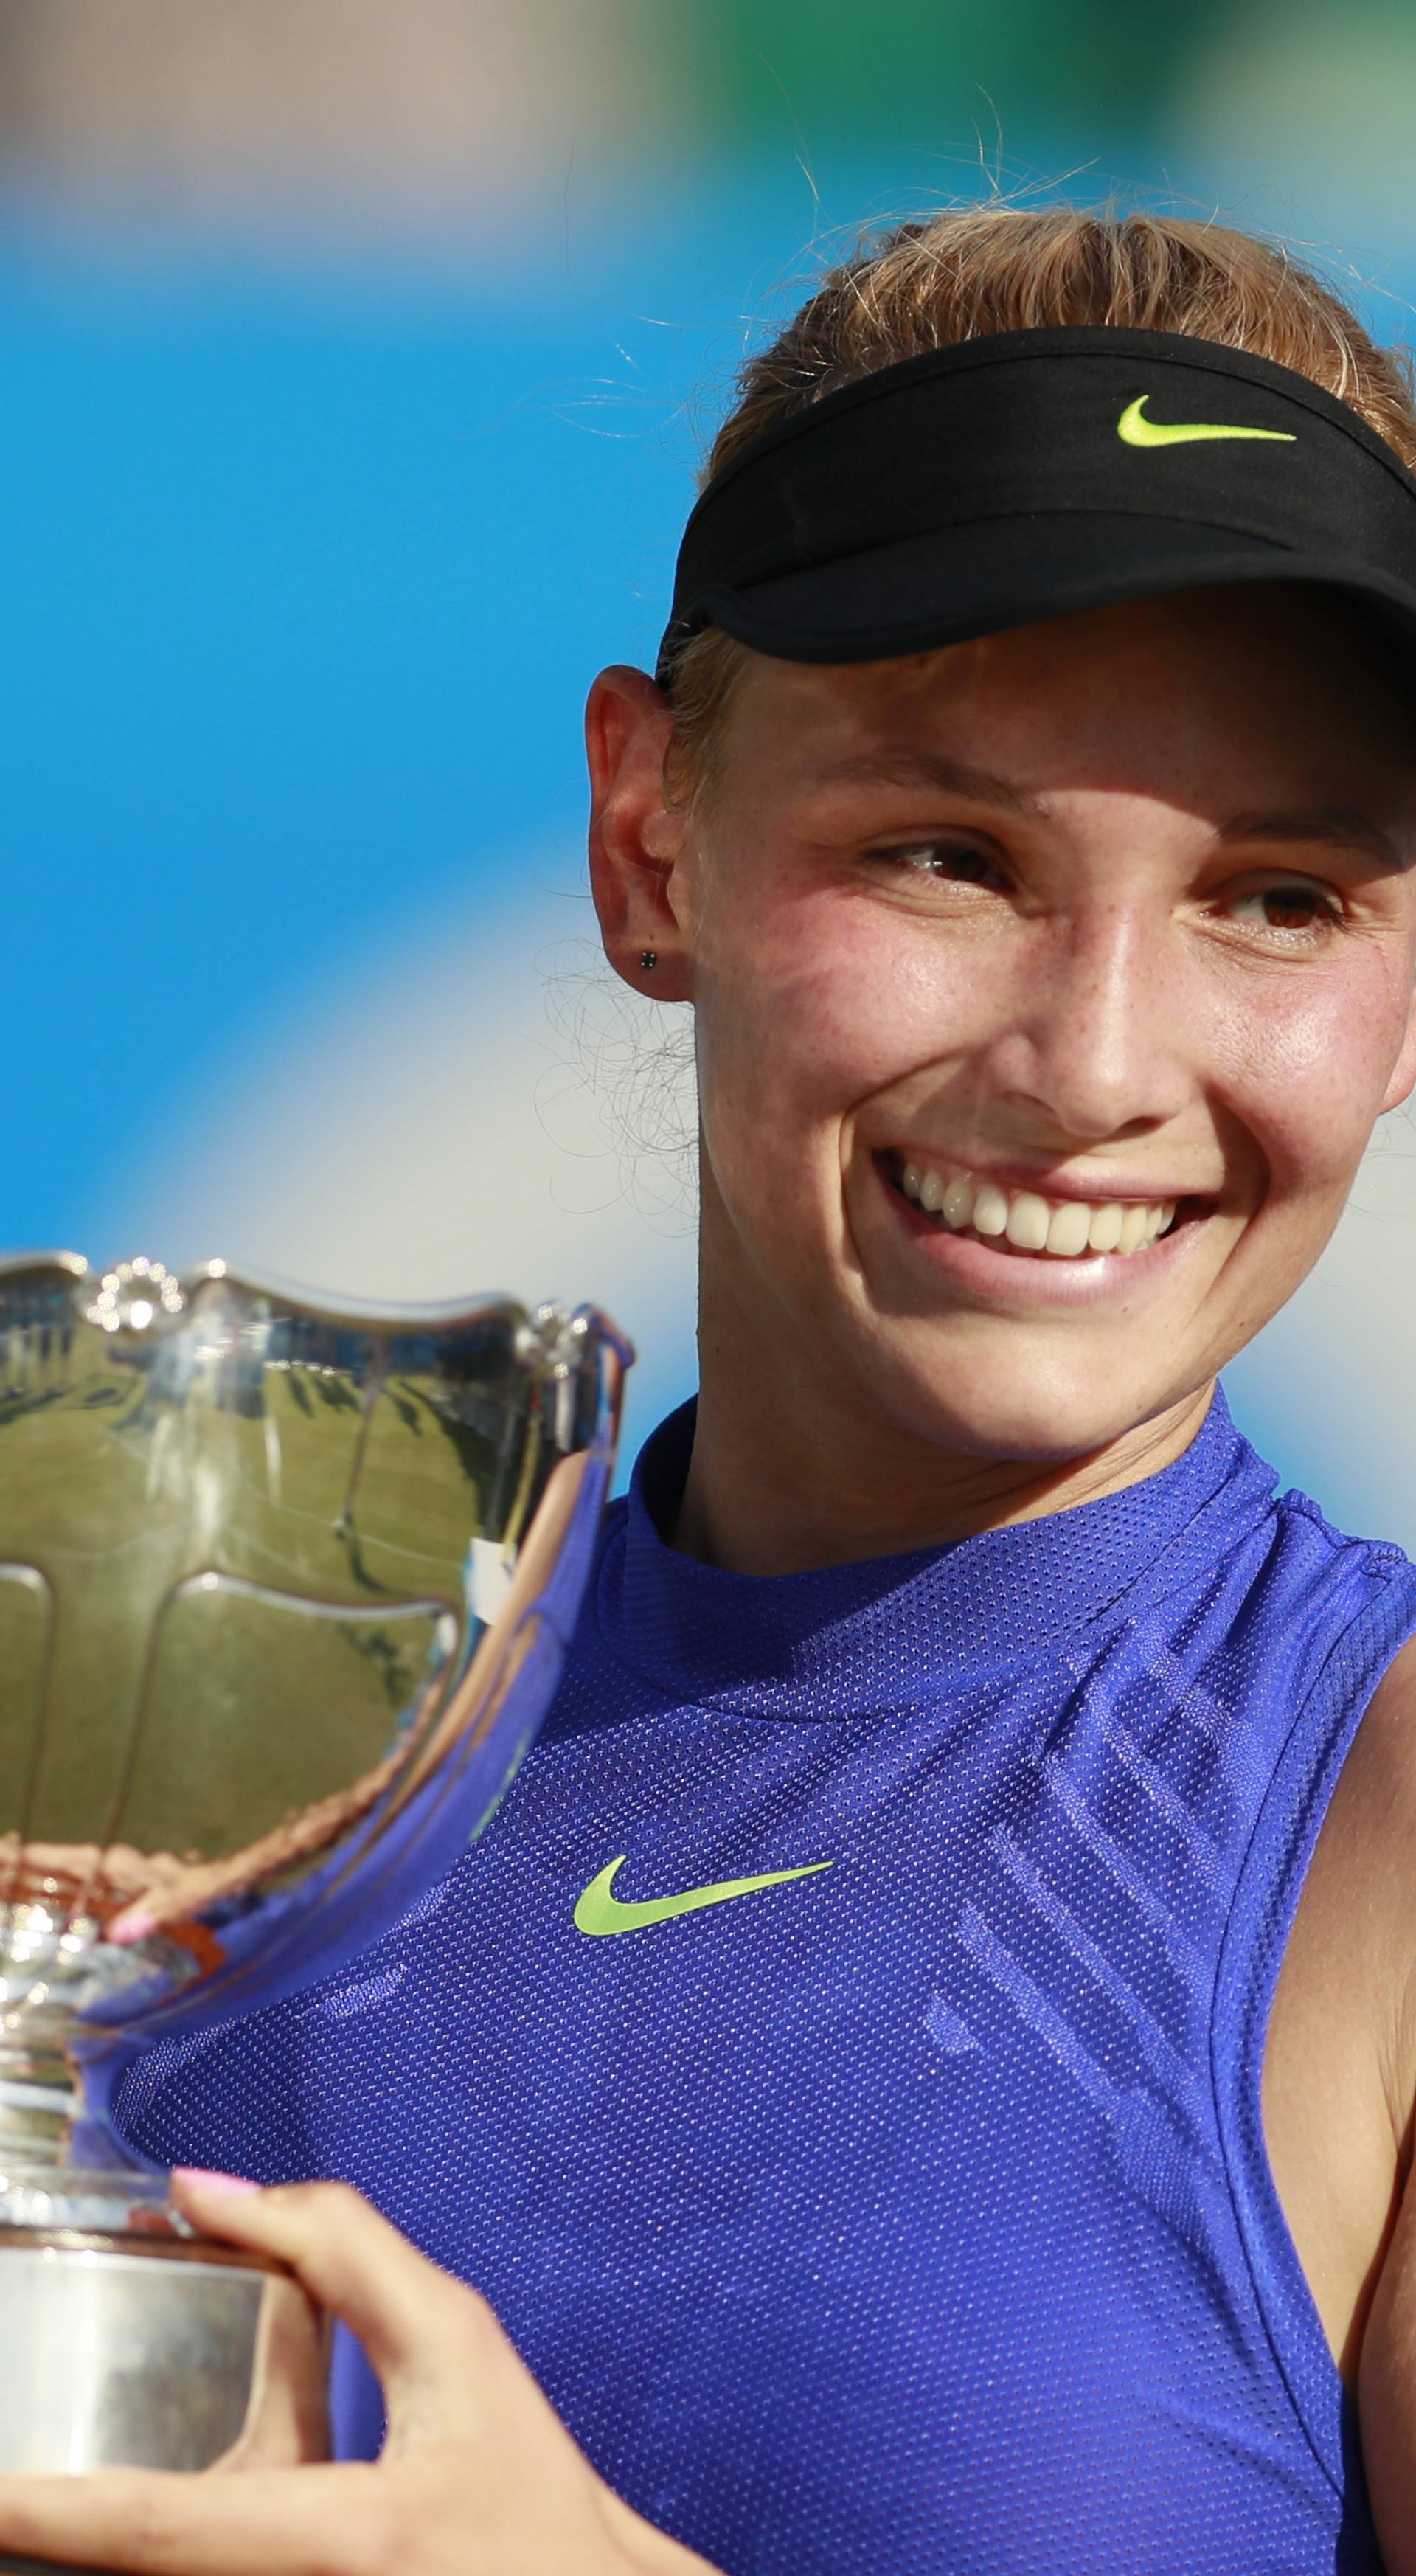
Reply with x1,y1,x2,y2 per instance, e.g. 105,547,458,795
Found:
675,511,1416,676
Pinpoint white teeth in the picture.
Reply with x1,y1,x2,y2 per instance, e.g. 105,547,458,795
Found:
1088,1202,1125,1253
1004,1191,1050,1251
1046,1200,1092,1257
942,1174,975,1228
892,1157,1184,1261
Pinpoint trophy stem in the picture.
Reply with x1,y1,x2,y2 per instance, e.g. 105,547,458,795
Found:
0,2005,84,2160
0,1897,178,2222
0,2003,173,2229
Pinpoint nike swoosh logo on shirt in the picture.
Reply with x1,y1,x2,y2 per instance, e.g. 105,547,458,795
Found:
1117,394,1296,449
573,1852,833,1937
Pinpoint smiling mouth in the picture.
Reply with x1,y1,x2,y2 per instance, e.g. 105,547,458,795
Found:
883,1152,1185,1259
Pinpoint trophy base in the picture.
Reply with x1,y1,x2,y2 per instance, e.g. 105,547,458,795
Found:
0,2224,326,2476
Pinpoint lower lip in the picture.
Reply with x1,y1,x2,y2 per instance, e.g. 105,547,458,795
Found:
873,1162,1200,1307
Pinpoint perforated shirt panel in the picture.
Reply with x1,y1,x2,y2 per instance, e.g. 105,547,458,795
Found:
119,1388,1416,2575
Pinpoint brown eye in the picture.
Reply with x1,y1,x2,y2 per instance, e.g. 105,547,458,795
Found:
1228,884,1337,935
1262,889,1322,930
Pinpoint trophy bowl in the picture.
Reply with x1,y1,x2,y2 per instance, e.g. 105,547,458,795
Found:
0,1250,630,2492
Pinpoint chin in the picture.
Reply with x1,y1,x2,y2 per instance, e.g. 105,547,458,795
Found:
859,1337,1193,1468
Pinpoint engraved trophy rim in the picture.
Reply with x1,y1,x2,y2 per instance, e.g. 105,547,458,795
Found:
0,1247,636,1360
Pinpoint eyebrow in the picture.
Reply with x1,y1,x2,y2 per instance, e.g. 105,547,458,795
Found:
802,750,1048,815
1219,806,1411,873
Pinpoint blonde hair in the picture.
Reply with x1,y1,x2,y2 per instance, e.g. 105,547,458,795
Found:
667,205,1416,788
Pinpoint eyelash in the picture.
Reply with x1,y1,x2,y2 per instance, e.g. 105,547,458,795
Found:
867,844,1344,940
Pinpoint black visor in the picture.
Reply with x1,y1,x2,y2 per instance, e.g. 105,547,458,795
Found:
656,325,1416,684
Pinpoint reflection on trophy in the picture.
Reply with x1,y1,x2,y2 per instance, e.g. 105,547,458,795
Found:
0,1251,629,2483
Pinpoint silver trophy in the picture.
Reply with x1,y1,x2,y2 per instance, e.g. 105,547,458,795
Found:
0,1250,629,2495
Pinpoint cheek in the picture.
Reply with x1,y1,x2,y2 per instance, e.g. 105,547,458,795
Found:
695,900,979,1138
1219,958,1413,1202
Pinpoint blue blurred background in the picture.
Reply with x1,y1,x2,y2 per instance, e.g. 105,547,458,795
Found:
5,0,1416,1520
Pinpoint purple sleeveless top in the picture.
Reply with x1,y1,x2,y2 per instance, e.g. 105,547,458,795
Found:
119,1387,1416,2572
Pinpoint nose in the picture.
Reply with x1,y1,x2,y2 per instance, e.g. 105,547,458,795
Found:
981,900,1195,1146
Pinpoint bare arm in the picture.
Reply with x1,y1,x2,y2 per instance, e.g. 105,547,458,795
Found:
1363,2167,1416,2572
1265,1636,1416,2559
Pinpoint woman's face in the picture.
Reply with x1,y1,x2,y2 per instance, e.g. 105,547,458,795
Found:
597,587,1416,1468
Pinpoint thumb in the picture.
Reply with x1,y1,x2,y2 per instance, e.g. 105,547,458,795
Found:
170,2170,485,2409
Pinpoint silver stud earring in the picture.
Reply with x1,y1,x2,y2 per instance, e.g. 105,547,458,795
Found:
639,949,658,970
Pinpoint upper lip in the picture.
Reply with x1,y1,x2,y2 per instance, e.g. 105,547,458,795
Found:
879,1147,1211,1205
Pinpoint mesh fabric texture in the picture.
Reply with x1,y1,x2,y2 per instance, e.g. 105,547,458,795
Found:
119,1388,1416,2574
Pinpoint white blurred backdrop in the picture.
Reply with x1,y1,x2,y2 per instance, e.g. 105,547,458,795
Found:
90,874,701,1472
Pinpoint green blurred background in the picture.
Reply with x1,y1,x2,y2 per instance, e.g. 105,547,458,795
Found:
688,0,1232,136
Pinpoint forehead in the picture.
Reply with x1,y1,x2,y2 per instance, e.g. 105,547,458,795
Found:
718,585,1416,813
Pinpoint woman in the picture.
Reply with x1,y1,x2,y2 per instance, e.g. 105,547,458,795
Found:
8,204,1416,2574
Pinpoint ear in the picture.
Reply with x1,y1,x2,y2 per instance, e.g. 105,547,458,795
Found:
585,665,693,1002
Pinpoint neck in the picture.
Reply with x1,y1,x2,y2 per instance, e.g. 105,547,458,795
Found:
674,1236,1215,1577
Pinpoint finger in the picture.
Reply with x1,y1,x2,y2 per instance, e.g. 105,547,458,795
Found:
170,2172,479,2389
213,2238,331,2472
0,2465,389,2576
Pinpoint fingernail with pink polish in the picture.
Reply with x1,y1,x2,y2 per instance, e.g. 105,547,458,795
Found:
172,2167,262,2197
108,1907,158,1947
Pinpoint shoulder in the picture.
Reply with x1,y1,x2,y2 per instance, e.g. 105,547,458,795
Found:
1263,1628,1416,2378
1330,1629,1416,1832
1300,1630,1416,2060
1263,1538,1416,2043
1184,1432,1416,1700
1276,1627,1416,2056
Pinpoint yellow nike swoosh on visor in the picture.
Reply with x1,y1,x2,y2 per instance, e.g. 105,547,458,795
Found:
573,1852,833,1937
1117,393,1296,449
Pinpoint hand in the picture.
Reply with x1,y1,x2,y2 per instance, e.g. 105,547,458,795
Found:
0,2171,721,2575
